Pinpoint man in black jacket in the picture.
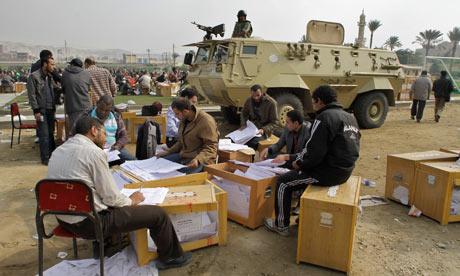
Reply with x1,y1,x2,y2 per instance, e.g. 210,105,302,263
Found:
432,71,454,122
264,85,360,236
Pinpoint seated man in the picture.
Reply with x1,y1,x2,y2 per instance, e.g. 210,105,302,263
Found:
240,84,280,149
160,98,218,174
90,95,135,161
264,85,361,236
48,116,191,270
260,110,311,168
166,88,199,148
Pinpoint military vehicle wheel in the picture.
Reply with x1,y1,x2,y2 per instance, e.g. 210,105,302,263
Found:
221,106,240,125
353,92,388,129
274,93,304,125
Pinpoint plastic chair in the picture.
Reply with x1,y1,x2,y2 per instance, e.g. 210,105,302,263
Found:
10,102,36,148
35,179,105,276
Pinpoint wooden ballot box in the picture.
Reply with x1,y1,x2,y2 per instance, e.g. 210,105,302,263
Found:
127,115,166,144
124,173,227,266
440,148,460,155
385,151,458,206
217,149,255,163
297,176,361,273
205,162,276,229
414,162,460,225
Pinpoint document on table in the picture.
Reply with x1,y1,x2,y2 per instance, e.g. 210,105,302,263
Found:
230,159,285,168
120,187,169,205
120,157,186,180
135,170,185,182
104,149,121,162
225,120,261,145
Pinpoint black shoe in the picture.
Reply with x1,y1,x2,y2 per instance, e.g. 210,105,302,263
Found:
416,119,421,123
156,252,192,270
435,115,440,122
410,115,415,120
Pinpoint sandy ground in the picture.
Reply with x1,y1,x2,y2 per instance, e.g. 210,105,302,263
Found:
0,103,460,276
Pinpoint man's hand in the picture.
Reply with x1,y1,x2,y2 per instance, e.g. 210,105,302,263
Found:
34,113,42,122
292,160,300,170
272,154,289,163
257,129,264,135
130,191,145,205
156,151,168,157
187,159,199,169
260,148,269,160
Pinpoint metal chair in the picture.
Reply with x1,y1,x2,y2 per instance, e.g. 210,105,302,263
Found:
35,179,105,276
10,102,36,148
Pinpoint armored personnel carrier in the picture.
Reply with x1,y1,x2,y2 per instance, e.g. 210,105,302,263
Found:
184,20,404,128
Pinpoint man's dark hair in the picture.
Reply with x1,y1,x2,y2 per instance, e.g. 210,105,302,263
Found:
312,85,337,105
421,70,428,76
179,88,198,99
84,57,96,66
39,50,53,60
75,115,103,135
171,98,192,112
40,55,53,67
250,84,262,92
286,110,304,124
441,70,447,77
97,94,114,107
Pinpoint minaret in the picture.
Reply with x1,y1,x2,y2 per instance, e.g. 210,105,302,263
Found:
355,9,366,47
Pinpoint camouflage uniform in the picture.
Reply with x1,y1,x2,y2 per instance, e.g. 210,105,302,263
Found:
232,20,253,38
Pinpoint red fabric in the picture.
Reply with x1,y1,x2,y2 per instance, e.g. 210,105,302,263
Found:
10,103,19,117
52,225,80,238
18,123,36,129
37,180,92,213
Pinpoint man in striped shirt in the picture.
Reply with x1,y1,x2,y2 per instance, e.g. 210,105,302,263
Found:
84,57,117,105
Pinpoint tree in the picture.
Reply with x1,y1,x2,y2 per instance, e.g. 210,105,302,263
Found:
395,49,424,65
448,27,460,57
383,36,402,51
413,29,443,56
368,20,382,49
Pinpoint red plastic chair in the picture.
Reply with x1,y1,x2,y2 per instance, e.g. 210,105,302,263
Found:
35,179,105,276
10,102,36,148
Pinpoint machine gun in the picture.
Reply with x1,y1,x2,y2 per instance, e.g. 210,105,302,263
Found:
191,22,225,41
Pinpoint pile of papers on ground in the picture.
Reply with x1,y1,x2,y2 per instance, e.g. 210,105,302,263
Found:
120,157,185,181
225,120,261,144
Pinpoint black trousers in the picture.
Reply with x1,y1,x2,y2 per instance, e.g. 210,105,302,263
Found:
274,170,318,228
58,205,184,262
411,100,426,120
37,110,56,162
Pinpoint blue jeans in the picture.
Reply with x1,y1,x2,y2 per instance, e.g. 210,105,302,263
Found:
119,148,136,161
163,153,204,174
37,110,56,162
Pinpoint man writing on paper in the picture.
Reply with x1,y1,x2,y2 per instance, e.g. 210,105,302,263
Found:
48,116,192,270
264,85,360,236
89,95,135,161
240,84,280,149
159,98,218,174
260,110,311,168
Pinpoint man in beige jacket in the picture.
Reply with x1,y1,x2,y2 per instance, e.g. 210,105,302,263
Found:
159,98,218,174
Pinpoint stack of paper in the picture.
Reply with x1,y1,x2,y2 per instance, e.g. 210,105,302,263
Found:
229,159,290,176
112,171,133,190
225,120,261,145
120,187,169,205
120,157,186,181
104,149,121,162
218,139,251,151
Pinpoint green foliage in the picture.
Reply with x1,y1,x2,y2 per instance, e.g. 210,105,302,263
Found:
413,29,443,56
368,20,383,49
383,36,402,51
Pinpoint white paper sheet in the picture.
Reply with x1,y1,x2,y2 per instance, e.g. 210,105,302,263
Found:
112,171,133,190
213,177,251,218
120,157,185,180
218,139,251,151
225,120,259,145
121,187,169,205
104,149,121,162
230,159,285,168
392,185,409,205
244,165,276,180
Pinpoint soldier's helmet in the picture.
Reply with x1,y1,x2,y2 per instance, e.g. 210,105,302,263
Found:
237,10,247,18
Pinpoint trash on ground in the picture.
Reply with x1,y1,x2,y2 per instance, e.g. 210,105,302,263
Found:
361,178,376,187
57,251,68,259
408,205,422,217
360,195,387,207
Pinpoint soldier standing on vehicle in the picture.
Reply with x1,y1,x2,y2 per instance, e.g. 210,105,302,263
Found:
232,10,253,38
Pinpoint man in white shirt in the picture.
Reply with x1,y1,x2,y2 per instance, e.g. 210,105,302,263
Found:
47,116,191,270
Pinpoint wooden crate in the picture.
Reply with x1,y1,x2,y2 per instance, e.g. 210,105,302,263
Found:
205,162,276,229
297,176,361,273
124,172,227,266
127,115,166,144
257,135,279,153
217,149,254,163
414,162,460,225
440,148,460,155
385,151,458,206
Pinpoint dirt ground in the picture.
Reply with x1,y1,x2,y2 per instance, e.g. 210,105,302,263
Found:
0,103,460,276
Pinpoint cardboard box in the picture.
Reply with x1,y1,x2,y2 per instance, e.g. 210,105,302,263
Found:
217,149,254,163
127,115,166,144
440,148,460,155
385,151,458,205
414,162,460,225
297,176,361,272
124,172,227,266
205,162,276,229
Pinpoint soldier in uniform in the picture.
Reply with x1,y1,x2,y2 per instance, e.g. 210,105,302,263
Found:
232,10,253,38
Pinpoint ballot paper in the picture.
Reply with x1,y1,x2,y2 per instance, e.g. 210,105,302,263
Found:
120,157,186,180
121,187,169,205
244,165,276,180
134,170,185,182
104,149,121,162
213,177,251,218
218,139,251,151
112,171,133,190
231,159,286,168
225,120,260,145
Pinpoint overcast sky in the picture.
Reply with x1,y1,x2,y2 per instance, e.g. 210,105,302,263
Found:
1,0,459,54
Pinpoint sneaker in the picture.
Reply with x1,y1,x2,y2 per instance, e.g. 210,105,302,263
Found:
156,252,192,270
410,115,415,120
264,218,290,237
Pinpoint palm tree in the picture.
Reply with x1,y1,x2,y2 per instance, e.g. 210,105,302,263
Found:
368,20,382,49
383,36,402,51
448,27,460,57
413,29,443,56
